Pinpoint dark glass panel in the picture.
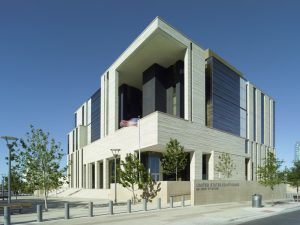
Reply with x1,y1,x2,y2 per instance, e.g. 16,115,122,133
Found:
91,89,101,142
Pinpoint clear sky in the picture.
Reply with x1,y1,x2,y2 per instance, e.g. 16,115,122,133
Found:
1,0,300,175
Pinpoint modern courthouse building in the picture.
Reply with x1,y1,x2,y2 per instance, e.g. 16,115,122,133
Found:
67,17,280,204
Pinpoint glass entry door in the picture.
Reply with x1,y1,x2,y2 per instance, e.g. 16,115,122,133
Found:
148,155,160,181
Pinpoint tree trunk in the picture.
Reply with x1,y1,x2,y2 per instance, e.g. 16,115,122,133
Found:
297,186,299,202
132,185,135,204
176,166,178,181
44,187,48,211
271,188,274,206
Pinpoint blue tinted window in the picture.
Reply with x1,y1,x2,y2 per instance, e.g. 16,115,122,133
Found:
206,57,247,138
91,89,101,142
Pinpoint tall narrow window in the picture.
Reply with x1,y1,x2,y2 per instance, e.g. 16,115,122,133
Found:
253,88,256,141
75,113,77,127
76,127,78,150
72,130,75,152
105,72,109,135
261,94,264,144
67,134,70,154
273,102,275,147
172,87,177,116
91,89,101,142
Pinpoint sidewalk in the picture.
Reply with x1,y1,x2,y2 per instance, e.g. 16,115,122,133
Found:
1,199,300,225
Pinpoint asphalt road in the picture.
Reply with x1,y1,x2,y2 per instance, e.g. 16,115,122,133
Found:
239,209,300,225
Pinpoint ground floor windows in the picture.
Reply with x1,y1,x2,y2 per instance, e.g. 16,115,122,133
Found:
71,147,267,189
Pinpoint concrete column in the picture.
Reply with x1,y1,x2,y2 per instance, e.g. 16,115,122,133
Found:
103,159,110,189
191,45,205,125
84,164,88,189
108,69,119,134
86,163,91,189
71,153,75,188
67,155,71,188
104,73,109,136
95,161,100,189
252,144,257,181
89,164,93,189
78,149,83,188
247,159,252,181
190,151,202,181
75,151,78,188
269,100,274,147
184,47,191,121
85,163,88,189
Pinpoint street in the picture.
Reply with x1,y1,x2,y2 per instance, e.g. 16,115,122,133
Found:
239,209,300,225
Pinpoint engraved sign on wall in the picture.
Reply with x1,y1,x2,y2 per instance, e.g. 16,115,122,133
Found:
195,182,240,191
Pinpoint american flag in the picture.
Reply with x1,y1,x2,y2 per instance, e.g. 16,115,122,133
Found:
120,118,139,127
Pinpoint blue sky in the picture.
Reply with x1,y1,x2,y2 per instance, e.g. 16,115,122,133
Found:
0,0,299,175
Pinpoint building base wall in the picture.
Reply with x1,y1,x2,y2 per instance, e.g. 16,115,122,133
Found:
110,181,190,205
191,180,286,205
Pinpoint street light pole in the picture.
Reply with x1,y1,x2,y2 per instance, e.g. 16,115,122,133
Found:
7,143,11,204
110,149,120,204
1,136,18,205
1,174,4,201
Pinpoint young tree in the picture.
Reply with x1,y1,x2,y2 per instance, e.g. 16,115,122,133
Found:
118,153,145,204
286,160,300,201
161,138,187,181
10,169,26,199
140,173,161,203
215,152,236,179
17,126,66,211
257,151,283,205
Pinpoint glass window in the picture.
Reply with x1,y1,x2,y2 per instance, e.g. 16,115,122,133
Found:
82,105,85,126
173,87,177,115
206,57,248,138
261,94,264,144
253,88,256,141
148,155,160,181
91,89,101,142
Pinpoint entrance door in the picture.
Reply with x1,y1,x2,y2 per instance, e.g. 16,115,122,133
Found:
149,155,160,181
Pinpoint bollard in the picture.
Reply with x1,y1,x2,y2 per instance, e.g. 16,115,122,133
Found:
170,196,173,208
157,198,161,210
127,200,131,213
4,206,10,225
143,199,147,211
65,203,70,219
181,195,185,207
89,202,93,217
37,204,43,222
109,200,113,215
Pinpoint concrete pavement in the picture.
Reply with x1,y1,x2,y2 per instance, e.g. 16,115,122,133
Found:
1,198,300,225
